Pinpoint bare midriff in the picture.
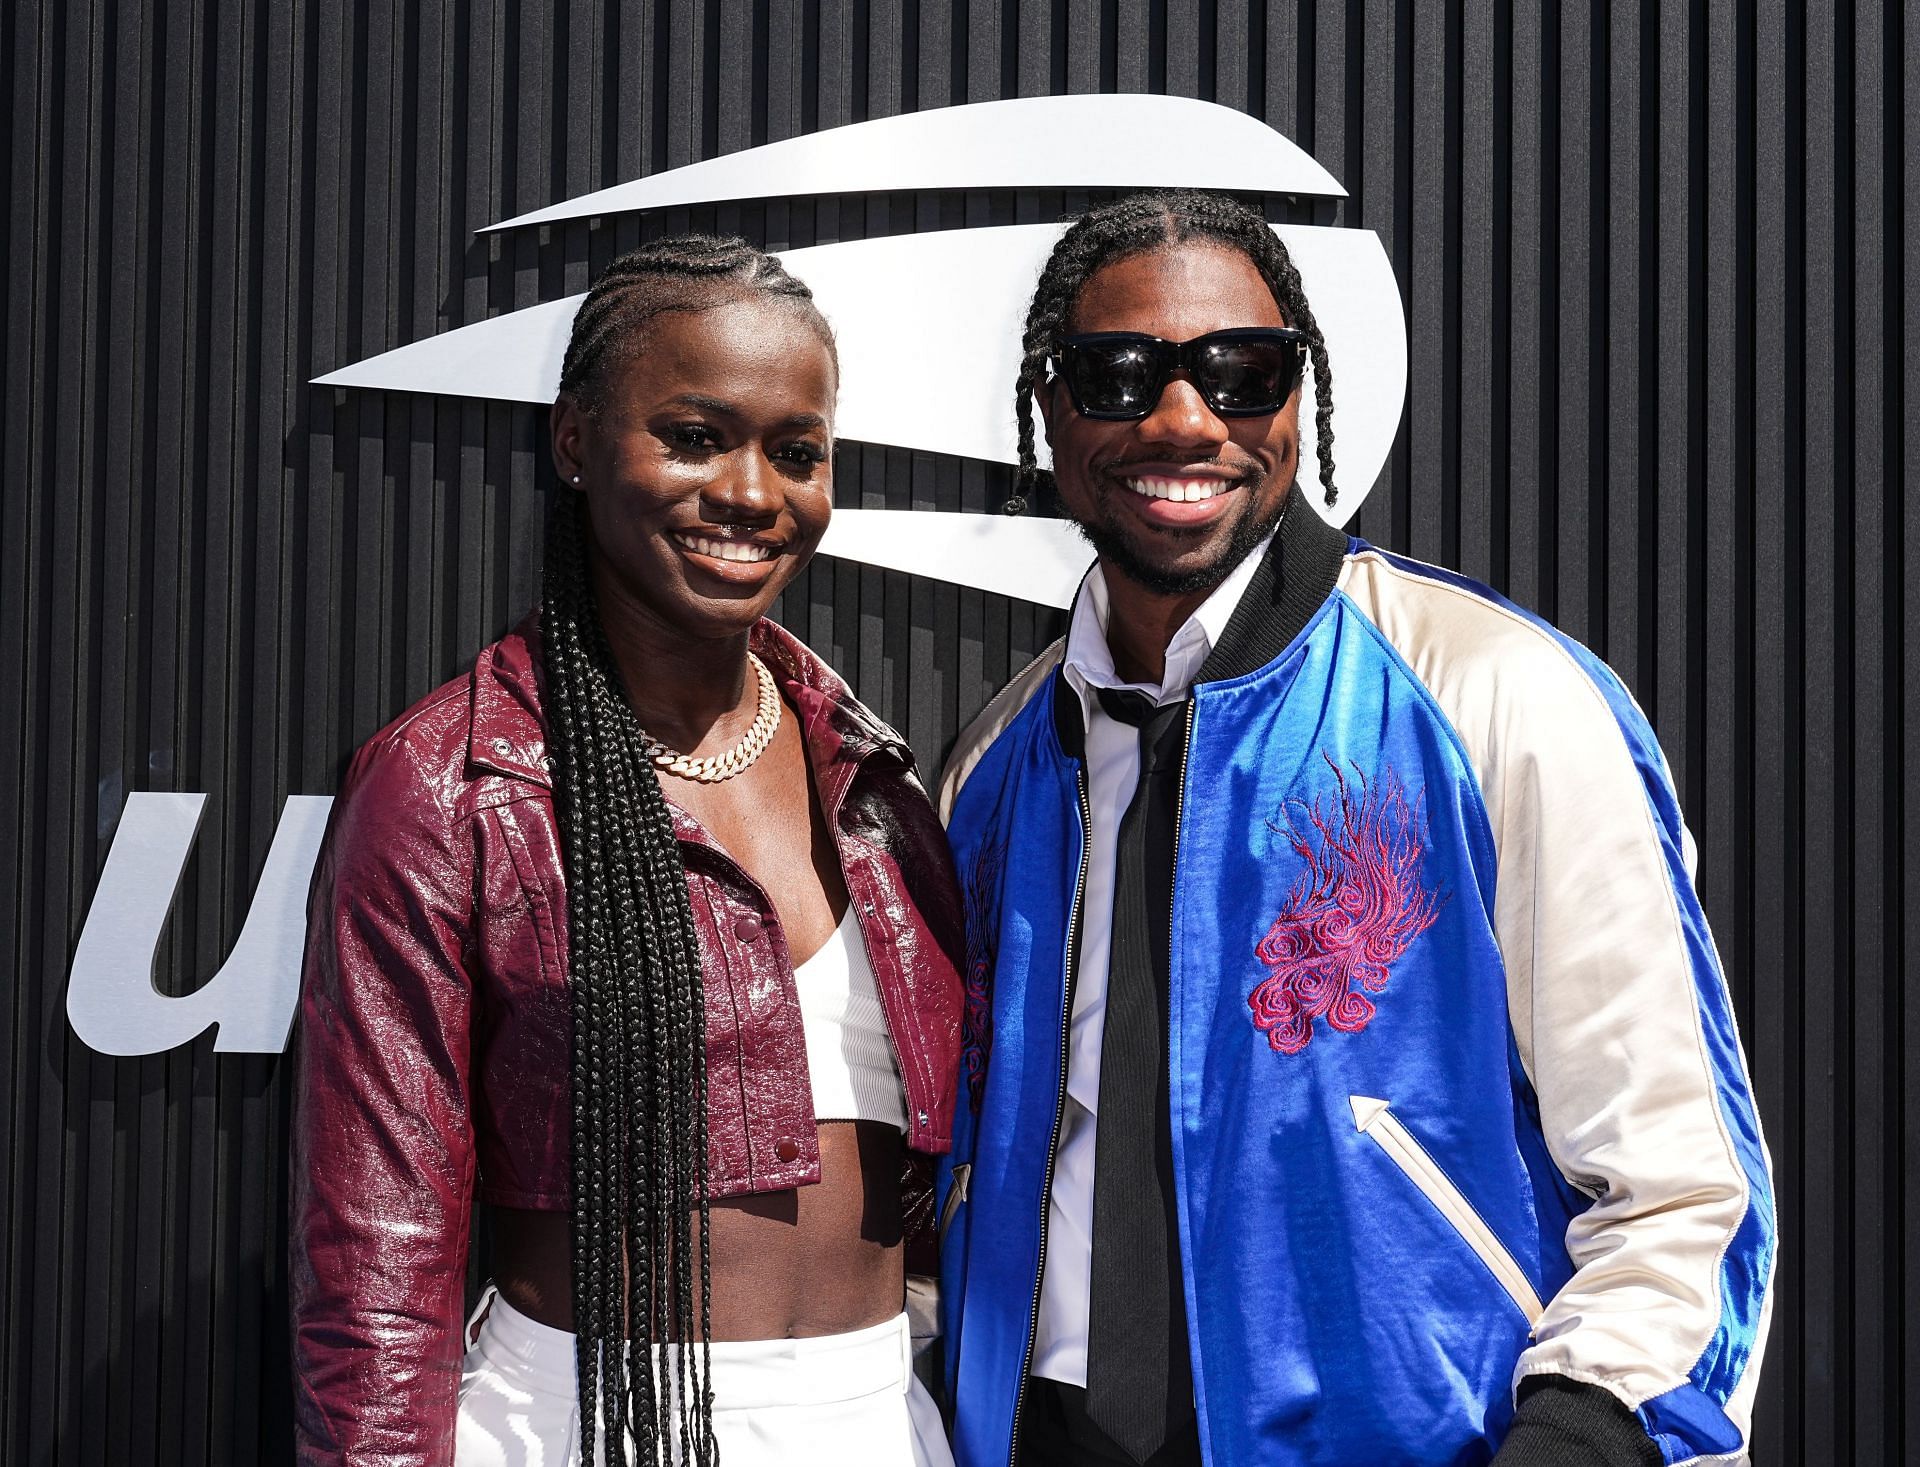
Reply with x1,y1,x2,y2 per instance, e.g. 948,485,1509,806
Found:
490,1118,906,1340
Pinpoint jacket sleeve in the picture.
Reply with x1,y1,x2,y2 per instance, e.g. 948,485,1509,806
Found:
1488,641,1775,1464
290,733,479,1467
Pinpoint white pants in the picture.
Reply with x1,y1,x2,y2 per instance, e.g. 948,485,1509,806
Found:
456,1290,953,1467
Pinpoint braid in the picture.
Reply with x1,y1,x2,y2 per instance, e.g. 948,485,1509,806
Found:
542,513,711,1463
539,234,834,1463
545,491,717,1464
1009,189,1339,512
559,233,836,418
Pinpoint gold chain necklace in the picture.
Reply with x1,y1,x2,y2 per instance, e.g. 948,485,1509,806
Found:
637,653,781,783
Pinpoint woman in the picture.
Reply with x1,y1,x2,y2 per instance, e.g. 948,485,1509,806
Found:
291,237,962,1467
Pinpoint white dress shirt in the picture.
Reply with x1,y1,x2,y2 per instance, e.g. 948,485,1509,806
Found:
1030,535,1273,1386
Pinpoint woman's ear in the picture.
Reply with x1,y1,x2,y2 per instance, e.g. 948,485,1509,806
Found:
550,394,587,488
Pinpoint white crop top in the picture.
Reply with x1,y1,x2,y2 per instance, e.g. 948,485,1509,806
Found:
791,905,908,1131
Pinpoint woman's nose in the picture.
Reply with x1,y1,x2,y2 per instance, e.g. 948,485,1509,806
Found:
705,449,783,516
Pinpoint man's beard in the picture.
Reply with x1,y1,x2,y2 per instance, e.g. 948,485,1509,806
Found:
1072,469,1292,597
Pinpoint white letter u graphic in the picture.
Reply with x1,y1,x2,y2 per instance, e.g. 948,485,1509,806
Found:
66,793,332,1055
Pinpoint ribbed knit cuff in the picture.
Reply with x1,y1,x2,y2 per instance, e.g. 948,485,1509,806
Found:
1490,1376,1664,1467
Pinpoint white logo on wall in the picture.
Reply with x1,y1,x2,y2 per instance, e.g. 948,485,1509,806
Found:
68,94,1408,1057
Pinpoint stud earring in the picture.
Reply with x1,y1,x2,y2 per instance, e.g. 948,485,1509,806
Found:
571,474,580,485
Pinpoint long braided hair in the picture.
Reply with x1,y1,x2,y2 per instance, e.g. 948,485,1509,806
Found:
539,236,834,1466
1009,189,1338,513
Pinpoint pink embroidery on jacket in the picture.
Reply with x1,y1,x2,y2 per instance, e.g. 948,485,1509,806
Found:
1249,759,1443,1054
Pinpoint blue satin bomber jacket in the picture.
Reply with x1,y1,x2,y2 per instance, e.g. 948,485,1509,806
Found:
933,502,1774,1467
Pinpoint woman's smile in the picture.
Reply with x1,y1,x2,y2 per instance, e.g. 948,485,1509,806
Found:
669,524,790,587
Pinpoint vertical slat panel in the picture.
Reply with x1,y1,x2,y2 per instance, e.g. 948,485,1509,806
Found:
1846,7,1888,1461
0,5,1908,1461
1502,0,1541,616
1604,1,1643,683
1749,0,1797,1452
1456,0,1494,586
1699,0,1740,1027
1652,0,1695,792
1799,1,1842,1455
0,0,36,1439
1555,5,1596,644
1354,0,1407,552
1407,0,1447,565
1901,9,1917,1460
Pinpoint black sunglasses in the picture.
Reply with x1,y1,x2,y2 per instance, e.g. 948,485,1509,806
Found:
1050,327,1310,421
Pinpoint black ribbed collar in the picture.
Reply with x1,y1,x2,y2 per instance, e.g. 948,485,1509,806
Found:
1196,483,1350,685
1050,483,1350,754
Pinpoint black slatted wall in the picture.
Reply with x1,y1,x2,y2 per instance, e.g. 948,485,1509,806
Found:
2,3,1910,1462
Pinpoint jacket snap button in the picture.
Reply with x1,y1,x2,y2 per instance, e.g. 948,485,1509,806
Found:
732,914,763,942
774,1138,799,1163
491,737,511,756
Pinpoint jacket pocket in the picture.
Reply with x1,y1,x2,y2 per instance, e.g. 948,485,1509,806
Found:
1349,1095,1544,1326
483,798,569,991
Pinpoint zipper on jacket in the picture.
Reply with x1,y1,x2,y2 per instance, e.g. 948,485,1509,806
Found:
1167,700,1195,981
1165,702,1200,1453
1006,762,1094,1466
1349,1096,1546,1326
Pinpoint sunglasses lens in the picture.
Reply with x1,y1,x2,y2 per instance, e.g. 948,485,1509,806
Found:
1196,339,1302,414
1066,340,1166,416
1060,333,1304,418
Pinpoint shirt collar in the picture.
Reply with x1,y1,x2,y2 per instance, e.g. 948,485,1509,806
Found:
1059,529,1276,725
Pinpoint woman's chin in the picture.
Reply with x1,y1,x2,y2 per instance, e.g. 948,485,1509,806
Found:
662,569,803,642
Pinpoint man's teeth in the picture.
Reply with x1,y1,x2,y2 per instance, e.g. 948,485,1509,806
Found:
1125,476,1230,503
681,534,774,563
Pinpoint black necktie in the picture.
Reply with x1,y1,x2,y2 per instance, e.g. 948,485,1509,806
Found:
1083,686,1195,1465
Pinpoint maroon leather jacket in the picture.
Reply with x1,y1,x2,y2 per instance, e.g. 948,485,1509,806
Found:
289,615,963,1467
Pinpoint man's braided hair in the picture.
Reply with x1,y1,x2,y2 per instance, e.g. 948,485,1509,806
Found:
1010,188,1337,513
541,235,833,1466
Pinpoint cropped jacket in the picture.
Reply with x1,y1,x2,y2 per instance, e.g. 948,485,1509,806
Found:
290,614,964,1467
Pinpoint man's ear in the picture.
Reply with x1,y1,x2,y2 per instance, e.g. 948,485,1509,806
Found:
550,394,587,487
1033,373,1064,446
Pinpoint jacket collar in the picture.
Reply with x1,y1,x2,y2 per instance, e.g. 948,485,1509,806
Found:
467,612,912,789
1196,483,1351,684
1048,484,1350,754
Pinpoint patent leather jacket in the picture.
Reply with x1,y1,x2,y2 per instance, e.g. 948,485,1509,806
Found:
290,614,963,1467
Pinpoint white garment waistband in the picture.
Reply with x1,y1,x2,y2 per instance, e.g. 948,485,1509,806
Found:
465,1289,917,1412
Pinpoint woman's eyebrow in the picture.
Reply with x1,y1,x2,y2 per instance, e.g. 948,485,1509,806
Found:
665,391,743,417
664,394,827,433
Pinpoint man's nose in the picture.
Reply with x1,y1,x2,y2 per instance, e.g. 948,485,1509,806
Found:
1135,374,1231,449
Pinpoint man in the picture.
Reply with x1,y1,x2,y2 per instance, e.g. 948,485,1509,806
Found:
934,191,1773,1467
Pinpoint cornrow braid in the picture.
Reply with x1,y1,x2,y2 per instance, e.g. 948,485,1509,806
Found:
543,489,716,1466
541,233,831,1466
558,233,835,418
1008,189,1338,513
